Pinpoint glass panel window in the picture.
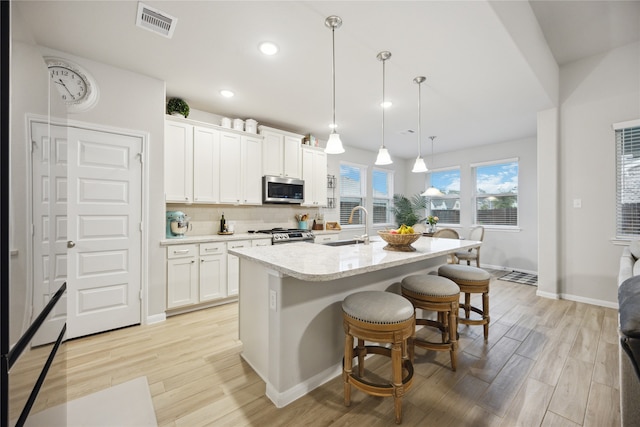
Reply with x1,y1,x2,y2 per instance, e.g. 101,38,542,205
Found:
473,160,518,226
427,168,460,224
616,123,640,237
340,163,366,225
372,169,394,224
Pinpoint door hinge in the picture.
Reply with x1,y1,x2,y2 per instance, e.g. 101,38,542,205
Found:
31,223,35,236
139,289,143,301
31,140,37,153
139,222,143,231
137,152,143,164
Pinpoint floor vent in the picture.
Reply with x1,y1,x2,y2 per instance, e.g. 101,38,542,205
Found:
136,2,177,39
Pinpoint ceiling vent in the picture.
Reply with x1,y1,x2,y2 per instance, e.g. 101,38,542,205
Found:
136,2,177,39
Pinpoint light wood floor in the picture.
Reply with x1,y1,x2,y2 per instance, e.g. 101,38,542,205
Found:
52,274,620,426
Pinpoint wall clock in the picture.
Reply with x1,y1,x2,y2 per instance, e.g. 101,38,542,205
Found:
44,57,99,113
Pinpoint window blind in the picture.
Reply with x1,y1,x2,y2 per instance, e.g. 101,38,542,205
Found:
616,125,640,237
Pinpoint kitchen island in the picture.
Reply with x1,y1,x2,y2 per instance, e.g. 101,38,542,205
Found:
228,235,481,407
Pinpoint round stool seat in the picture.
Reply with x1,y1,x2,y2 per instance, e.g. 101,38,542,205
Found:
401,274,459,297
438,264,490,282
342,291,414,324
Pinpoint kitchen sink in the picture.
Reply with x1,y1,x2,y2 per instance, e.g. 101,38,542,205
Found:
321,239,361,247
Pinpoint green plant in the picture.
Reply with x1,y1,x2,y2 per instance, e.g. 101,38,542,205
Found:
392,193,427,227
166,98,190,118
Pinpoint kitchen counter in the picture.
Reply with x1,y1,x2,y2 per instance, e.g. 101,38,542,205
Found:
160,233,271,246
228,236,481,408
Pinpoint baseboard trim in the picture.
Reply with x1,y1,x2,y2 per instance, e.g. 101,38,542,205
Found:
558,293,619,309
265,363,342,408
145,313,166,325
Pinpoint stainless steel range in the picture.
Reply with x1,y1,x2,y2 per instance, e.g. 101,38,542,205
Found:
256,228,315,244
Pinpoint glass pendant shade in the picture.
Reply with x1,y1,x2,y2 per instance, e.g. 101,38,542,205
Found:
375,147,392,165
421,186,443,197
412,157,428,173
325,132,345,154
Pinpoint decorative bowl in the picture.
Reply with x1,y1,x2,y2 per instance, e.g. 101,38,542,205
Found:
377,231,422,252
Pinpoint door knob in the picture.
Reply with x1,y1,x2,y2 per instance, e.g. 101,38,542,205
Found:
67,241,76,248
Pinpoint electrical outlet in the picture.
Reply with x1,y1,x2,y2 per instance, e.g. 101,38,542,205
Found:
573,199,582,208
269,290,277,311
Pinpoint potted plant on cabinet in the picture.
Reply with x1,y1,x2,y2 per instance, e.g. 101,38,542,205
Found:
392,193,427,227
166,98,190,118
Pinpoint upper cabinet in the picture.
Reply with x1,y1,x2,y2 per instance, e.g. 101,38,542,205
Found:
165,120,194,203
260,126,302,179
301,146,327,207
219,132,263,205
165,116,262,205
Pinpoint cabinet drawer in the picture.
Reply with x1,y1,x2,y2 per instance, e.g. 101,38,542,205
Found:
251,239,272,247
167,244,197,259
227,240,251,250
200,242,226,255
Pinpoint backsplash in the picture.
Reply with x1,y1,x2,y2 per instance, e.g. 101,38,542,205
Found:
166,204,325,235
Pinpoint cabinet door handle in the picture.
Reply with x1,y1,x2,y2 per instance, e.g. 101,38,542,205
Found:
173,249,190,254
231,245,245,249
191,260,195,263
204,247,220,252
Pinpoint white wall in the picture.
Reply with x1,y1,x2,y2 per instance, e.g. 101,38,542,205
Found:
557,41,640,306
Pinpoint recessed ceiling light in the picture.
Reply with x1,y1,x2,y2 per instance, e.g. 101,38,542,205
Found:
381,101,392,108
259,42,279,55
220,90,234,98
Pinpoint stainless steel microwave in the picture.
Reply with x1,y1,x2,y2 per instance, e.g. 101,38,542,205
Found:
262,176,304,204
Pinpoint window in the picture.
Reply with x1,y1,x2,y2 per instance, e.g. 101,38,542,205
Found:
615,121,640,237
473,159,518,226
372,169,394,224
427,168,460,224
340,163,366,225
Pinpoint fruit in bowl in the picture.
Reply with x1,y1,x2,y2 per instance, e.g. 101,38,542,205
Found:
378,225,421,252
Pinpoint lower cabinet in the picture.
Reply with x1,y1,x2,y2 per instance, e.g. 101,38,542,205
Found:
314,233,340,244
167,238,271,311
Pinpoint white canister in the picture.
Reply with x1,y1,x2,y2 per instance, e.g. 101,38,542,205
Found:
233,119,244,131
221,117,232,128
245,119,258,133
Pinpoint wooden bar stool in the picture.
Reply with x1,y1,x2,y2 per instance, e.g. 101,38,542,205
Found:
438,264,491,340
401,274,460,371
342,291,415,424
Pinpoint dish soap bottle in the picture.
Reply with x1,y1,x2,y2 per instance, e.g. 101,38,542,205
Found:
220,213,226,233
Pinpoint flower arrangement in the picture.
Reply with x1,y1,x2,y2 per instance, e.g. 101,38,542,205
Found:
427,215,439,226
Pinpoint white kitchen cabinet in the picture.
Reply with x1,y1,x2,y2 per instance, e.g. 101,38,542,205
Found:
165,118,222,204
301,146,328,207
226,240,251,296
166,244,198,308
165,120,194,203
219,132,263,205
193,126,220,203
198,242,227,301
260,126,302,179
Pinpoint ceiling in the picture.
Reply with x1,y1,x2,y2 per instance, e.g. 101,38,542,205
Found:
15,1,640,160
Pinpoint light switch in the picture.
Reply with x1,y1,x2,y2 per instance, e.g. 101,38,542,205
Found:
573,199,582,208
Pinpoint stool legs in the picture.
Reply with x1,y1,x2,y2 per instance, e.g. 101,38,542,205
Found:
343,333,353,406
459,290,490,340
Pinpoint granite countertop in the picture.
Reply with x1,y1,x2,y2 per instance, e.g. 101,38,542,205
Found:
160,229,341,246
228,236,481,281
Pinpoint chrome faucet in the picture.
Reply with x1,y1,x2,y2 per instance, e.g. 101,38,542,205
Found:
348,206,370,245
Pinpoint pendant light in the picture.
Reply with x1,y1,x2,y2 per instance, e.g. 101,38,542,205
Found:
324,16,345,154
422,136,444,196
411,76,428,173
375,51,392,165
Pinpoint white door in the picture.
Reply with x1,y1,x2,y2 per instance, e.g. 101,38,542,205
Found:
31,122,68,346
66,127,143,339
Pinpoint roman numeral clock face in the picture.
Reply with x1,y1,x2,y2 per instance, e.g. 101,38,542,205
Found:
45,57,99,113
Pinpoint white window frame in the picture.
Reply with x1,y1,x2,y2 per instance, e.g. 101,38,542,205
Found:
614,119,640,239
372,167,394,226
472,158,519,228
339,161,367,227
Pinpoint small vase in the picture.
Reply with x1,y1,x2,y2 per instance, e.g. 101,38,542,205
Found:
428,224,437,233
